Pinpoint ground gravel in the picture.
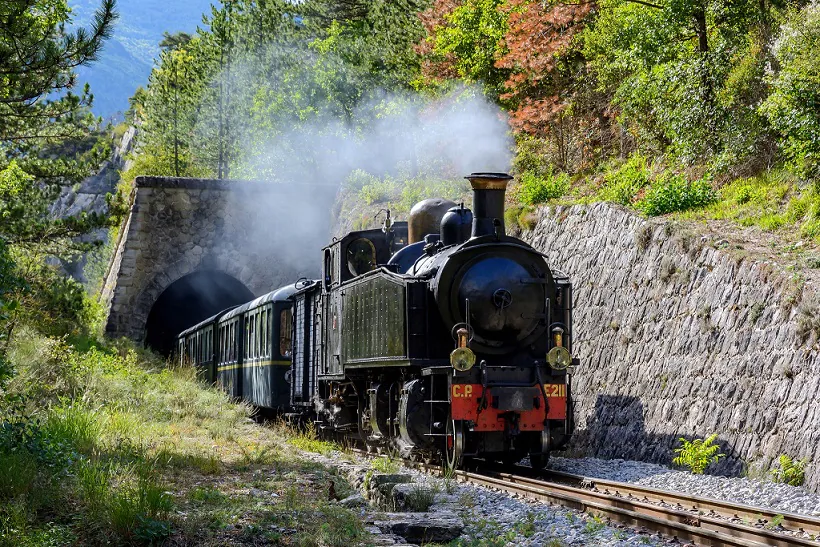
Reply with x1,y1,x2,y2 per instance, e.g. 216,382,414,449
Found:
549,456,820,517
415,472,678,546
302,449,677,546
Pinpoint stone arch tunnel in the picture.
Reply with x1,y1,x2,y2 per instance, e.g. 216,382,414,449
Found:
100,176,335,355
144,270,254,356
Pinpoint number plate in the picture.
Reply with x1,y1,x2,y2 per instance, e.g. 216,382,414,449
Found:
543,383,567,398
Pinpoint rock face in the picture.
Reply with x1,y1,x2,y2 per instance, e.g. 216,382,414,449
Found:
523,203,820,490
102,176,336,342
51,126,137,282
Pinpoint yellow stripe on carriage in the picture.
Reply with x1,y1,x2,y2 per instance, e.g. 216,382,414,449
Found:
217,359,290,371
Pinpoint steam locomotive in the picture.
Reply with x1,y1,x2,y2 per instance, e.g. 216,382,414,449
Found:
178,172,575,468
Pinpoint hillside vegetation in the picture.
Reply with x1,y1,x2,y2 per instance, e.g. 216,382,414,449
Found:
127,0,820,251
2,329,362,546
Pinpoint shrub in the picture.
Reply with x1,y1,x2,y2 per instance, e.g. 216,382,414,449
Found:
372,455,400,474
599,154,651,205
770,454,808,486
761,3,820,182
637,174,716,216
359,178,395,205
518,169,570,205
673,434,725,474
314,505,365,547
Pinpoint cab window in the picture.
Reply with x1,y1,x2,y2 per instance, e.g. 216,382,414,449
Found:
347,238,376,276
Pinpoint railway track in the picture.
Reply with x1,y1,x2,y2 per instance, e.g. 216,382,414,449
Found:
456,468,820,546
353,448,820,546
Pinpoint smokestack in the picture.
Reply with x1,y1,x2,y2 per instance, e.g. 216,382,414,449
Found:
465,172,512,238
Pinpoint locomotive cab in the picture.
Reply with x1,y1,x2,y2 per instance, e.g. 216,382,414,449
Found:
322,222,408,289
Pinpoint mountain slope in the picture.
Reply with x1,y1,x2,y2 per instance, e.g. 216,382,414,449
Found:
69,0,213,117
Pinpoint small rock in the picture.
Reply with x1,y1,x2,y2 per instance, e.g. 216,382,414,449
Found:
339,493,366,508
370,473,412,488
373,512,464,543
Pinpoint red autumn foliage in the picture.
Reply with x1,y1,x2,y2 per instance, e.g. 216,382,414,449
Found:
497,0,593,136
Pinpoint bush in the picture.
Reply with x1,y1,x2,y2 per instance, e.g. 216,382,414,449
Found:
761,3,820,182
517,169,570,205
599,154,651,205
637,174,716,216
770,454,807,486
673,434,725,474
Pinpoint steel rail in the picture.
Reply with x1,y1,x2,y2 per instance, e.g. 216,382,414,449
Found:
461,470,819,547
350,448,819,545
539,469,820,538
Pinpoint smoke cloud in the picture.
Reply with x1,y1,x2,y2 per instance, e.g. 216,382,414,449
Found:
236,86,514,184
209,52,514,286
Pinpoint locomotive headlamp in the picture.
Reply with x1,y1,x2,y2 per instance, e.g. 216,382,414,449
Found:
547,346,571,370
450,328,476,371
552,326,564,348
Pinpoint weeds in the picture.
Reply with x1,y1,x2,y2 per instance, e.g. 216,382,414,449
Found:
405,484,436,511
372,455,400,474
286,421,339,455
770,454,808,486
583,514,606,534
673,434,726,474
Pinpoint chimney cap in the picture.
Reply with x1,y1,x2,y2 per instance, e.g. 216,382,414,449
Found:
465,172,513,190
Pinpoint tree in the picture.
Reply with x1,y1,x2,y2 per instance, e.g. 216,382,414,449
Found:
159,31,193,51
417,0,511,99
581,0,769,164
1,0,119,244
0,0,119,346
761,3,820,182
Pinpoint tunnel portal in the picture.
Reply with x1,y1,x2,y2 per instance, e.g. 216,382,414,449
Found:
145,270,254,356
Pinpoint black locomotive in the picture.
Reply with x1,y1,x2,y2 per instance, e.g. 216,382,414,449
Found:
178,172,575,468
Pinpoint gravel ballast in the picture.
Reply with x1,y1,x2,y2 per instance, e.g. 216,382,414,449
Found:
549,456,820,518
301,449,676,546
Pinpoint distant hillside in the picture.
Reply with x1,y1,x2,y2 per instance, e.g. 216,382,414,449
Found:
69,0,213,118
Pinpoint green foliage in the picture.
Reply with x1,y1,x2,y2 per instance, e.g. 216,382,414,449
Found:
349,169,468,211
315,505,365,547
582,0,770,165
372,455,401,474
583,514,605,534
770,454,808,486
637,174,716,216
673,434,726,474
286,422,339,455
405,485,436,512
427,0,510,98
600,154,651,205
517,169,570,205
761,4,820,182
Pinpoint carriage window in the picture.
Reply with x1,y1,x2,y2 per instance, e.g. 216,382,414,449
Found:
347,238,376,276
261,309,268,357
280,309,292,357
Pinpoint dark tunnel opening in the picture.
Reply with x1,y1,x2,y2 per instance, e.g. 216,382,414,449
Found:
145,270,254,357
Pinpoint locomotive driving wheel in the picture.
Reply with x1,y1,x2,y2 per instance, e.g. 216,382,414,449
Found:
444,418,464,471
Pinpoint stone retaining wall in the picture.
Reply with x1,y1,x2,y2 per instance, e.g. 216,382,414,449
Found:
523,203,820,489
